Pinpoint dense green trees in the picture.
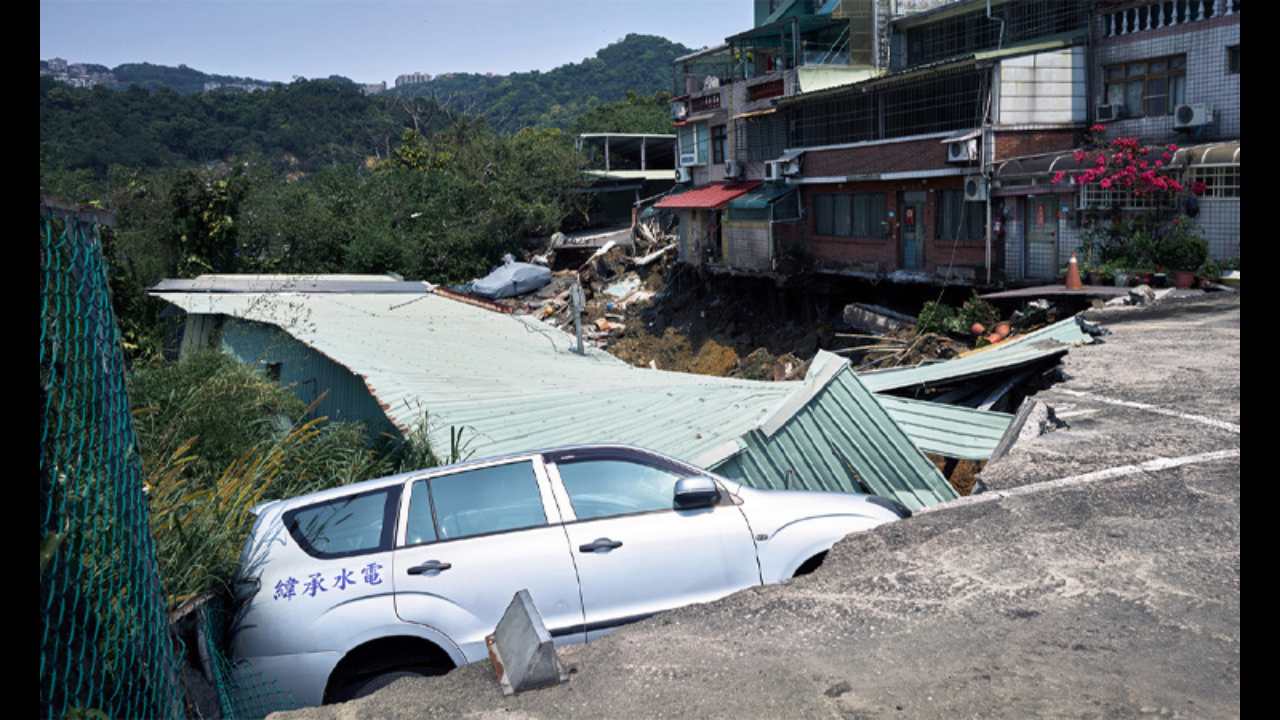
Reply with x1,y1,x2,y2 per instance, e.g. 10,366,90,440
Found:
43,33,686,363
384,34,689,133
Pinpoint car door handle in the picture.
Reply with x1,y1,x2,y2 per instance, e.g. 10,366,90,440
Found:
406,560,452,575
578,538,623,553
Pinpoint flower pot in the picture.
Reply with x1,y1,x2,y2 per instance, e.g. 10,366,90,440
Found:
1170,270,1196,290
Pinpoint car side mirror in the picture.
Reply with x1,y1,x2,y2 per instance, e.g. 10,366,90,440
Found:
674,476,720,508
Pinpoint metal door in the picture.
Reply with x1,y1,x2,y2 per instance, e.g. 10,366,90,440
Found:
1025,195,1059,279
902,201,925,270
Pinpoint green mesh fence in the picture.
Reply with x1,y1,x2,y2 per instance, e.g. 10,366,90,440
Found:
199,598,299,718
40,198,186,718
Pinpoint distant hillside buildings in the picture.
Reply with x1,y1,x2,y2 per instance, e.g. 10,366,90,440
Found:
40,58,117,89
395,71,432,87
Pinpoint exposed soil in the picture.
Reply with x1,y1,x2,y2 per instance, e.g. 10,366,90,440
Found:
495,240,1000,496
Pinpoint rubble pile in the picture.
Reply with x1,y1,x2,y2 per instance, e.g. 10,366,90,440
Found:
460,226,981,382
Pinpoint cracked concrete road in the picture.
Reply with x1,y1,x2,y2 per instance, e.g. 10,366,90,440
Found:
276,292,1240,720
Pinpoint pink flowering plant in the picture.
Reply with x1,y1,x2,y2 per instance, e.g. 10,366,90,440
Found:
1052,124,1183,196
1054,125,1206,272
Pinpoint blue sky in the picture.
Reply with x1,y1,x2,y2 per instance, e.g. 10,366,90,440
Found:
40,0,752,85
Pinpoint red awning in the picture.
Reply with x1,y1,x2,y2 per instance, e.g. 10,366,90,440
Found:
655,181,763,210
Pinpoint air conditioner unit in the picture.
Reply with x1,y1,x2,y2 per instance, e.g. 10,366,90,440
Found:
724,160,742,179
947,138,978,164
1095,103,1124,123
1173,103,1213,130
964,176,987,202
676,167,692,183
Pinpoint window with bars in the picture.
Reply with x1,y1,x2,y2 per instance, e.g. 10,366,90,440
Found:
788,67,986,149
1104,55,1186,119
936,190,984,242
904,0,1089,68
1080,184,1177,211
1189,165,1240,199
813,192,887,238
737,114,787,162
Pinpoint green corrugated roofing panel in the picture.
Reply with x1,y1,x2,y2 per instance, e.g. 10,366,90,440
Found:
711,352,959,511
727,183,798,209
876,395,1012,461
858,317,1095,393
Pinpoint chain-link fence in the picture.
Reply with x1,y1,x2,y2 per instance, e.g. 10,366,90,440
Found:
40,197,186,718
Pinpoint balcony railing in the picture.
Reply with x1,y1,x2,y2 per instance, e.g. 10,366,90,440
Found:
1102,0,1239,37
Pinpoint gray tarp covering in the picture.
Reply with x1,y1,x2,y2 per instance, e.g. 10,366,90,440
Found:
471,255,552,299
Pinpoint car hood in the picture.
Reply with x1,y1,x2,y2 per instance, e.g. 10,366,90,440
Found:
729,484,903,536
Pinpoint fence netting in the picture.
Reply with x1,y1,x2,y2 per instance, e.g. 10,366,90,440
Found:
40,200,187,717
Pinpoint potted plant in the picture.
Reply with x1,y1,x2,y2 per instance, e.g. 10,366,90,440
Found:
1154,216,1208,289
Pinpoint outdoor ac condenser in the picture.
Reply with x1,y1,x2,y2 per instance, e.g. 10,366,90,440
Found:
1095,103,1124,123
1173,103,1213,130
947,138,978,163
964,175,988,202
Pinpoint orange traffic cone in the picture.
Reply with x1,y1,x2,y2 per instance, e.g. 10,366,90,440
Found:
1065,253,1084,290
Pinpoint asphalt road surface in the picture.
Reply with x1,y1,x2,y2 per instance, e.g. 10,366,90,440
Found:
276,291,1240,719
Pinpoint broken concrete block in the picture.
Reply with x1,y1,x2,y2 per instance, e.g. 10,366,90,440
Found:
1127,284,1156,305
843,303,916,335
486,590,569,696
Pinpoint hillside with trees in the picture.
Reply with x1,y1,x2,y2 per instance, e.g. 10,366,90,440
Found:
392,34,689,133
41,32,681,364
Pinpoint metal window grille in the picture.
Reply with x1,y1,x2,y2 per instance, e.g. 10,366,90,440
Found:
1080,184,1178,210
905,0,1089,68
737,114,788,162
789,66,986,148
937,189,984,242
812,192,887,237
1189,165,1240,199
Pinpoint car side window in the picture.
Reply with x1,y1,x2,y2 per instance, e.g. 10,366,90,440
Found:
556,459,684,521
406,460,546,543
285,486,400,559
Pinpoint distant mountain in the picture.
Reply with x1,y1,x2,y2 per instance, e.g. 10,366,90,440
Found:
107,62,285,94
391,33,693,133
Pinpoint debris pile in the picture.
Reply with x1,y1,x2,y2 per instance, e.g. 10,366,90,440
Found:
448,223,1087,398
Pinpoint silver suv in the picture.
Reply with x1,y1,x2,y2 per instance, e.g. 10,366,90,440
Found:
230,444,910,706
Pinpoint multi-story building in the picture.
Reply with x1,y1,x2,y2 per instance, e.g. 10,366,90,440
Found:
395,72,432,87
658,0,1241,287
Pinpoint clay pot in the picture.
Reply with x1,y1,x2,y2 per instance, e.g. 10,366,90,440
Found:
994,322,1012,336
971,322,986,336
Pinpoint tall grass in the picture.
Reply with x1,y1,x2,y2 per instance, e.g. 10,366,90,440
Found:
130,350,462,608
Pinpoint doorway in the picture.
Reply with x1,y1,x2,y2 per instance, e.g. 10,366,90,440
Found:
1025,195,1059,280
901,192,926,270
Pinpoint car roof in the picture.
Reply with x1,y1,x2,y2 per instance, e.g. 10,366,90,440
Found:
256,443,706,513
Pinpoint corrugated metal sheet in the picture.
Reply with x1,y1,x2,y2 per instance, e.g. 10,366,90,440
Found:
713,353,958,511
876,395,1012,461
655,181,762,209
858,317,1095,393
151,286,960,509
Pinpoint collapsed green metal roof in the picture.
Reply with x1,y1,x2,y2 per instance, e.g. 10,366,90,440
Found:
151,276,959,510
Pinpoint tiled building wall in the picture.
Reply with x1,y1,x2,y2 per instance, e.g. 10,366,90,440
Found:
1091,12,1240,144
